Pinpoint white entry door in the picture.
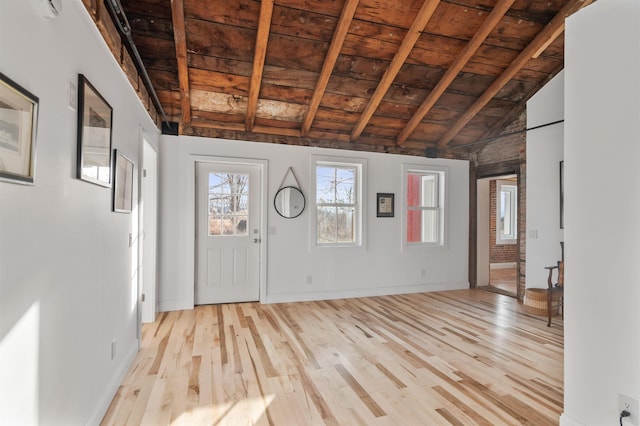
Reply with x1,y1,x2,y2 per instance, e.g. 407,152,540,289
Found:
196,161,262,304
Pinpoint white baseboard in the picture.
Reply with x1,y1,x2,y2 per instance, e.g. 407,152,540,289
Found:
157,283,471,310
84,340,139,426
490,262,517,269
264,281,469,304
560,413,584,426
158,300,193,312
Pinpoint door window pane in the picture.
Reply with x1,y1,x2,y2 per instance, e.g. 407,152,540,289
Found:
208,172,249,236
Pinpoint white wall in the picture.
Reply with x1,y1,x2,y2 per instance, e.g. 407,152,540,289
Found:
158,136,469,310
477,178,490,286
0,1,159,424
526,71,565,288
562,1,640,425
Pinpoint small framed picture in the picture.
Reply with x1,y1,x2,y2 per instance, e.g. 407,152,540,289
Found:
377,193,394,218
113,150,134,213
0,72,38,184
77,74,112,187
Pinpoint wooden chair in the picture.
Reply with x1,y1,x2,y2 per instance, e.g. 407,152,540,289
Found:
544,260,564,327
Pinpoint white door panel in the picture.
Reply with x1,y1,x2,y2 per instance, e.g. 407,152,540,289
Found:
206,249,223,287
196,161,261,304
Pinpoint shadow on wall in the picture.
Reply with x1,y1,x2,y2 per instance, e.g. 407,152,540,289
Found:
0,299,40,424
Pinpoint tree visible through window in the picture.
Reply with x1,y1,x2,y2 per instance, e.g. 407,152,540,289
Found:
207,173,249,236
316,164,358,244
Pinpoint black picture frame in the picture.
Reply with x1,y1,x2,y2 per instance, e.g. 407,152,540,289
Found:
0,72,38,184
77,74,113,187
113,150,134,213
274,186,305,219
559,161,564,229
377,193,394,217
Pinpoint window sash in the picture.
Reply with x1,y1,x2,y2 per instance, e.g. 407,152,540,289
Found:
316,165,357,204
405,168,445,247
315,162,361,246
497,181,517,243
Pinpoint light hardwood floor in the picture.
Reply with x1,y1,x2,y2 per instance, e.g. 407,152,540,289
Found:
487,267,518,296
101,289,563,425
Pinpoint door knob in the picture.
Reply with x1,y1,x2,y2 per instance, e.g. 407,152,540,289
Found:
253,238,261,243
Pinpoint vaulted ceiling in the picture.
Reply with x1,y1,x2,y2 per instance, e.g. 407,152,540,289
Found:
115,0,590,156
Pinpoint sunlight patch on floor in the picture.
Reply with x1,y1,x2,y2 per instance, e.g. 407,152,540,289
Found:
171,395,275,426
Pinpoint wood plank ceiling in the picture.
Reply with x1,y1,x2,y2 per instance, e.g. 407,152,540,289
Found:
120,0,591,156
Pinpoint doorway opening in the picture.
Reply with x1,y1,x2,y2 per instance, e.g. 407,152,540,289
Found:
477,174,519,297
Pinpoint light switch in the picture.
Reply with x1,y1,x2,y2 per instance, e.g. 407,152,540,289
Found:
68,81,77,110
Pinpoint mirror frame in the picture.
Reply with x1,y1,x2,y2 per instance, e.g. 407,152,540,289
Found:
274,186,305,218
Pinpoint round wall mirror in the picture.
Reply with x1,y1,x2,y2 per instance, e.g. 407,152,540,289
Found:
274,186,305,218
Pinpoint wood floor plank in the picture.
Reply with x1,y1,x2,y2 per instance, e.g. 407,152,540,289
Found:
101,289,564,425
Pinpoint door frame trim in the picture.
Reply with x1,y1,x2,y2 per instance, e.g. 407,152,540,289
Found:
140,138,158,323
185,155,268,308
470,160,522,300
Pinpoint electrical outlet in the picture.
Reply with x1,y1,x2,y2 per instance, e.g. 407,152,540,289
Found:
306,275,312,285
619,394,639,425
111,339,117,360
420,268,426,277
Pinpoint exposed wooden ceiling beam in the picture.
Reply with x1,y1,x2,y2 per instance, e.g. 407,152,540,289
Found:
457,63,564,155
188,120,407,147
170,0,191,126
473,63,564,152
396,0,515,146
182,124,429,157
253,125,301,137
191,119,246,132
246,0,275,131
531,0,593,58
301,0,360,137
437,0,591,149
531,25,565,59
350,0,440,141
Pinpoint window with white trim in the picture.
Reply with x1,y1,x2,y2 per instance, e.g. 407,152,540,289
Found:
496,180,517,244
314,159,363,246
404,166,445,248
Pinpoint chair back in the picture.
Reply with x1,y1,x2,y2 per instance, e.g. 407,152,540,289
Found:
557,260,564,288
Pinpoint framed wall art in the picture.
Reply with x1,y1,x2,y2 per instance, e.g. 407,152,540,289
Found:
77,74,112,187
113,150,134,213
376,193,394,218
0,72,38,184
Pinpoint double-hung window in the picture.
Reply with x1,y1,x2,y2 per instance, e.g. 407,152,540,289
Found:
496,180,517,244
404,166,446,248
313,158,364,247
